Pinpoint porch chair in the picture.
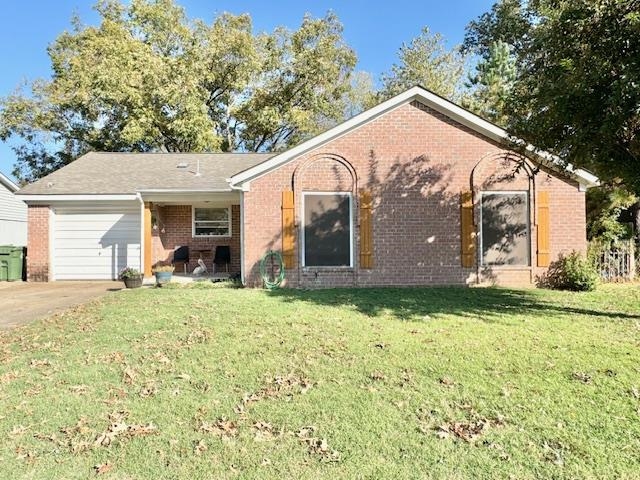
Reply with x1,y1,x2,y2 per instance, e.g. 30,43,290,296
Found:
173,246,189,274
213,245,231,273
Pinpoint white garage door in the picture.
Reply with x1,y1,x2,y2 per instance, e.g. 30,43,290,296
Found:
53,206,141,280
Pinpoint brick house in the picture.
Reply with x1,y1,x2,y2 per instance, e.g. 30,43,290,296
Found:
17,86,598,286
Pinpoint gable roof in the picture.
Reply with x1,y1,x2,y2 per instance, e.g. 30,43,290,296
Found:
0,172,19,193
229,85,599,189
17,152,275,196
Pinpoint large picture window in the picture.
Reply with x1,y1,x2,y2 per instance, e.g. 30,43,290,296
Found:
193,207,231,237
303,193,352,267
480,192,530,266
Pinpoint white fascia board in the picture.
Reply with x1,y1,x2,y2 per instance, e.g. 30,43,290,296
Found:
18,194,139,203
0,172,19,192
228,85,600,189
136,189,232,193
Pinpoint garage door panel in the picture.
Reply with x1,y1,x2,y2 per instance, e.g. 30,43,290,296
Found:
54,247,141,258
53,207,141,280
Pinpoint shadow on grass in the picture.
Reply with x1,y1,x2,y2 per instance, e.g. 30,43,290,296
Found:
267,287,640,322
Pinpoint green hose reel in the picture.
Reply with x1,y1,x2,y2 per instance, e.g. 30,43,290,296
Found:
259,250,285,289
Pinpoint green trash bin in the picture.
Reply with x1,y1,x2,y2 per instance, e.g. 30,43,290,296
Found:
0,246,11,281
0,246,24,281
8,247,24,281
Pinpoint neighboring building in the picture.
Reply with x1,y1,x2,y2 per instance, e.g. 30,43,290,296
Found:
17,86,598,286
0,171,27,246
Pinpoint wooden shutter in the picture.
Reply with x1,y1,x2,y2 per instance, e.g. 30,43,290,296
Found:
460,190,476,268
282,190,295,269
537,191,550,267
359,190,374,269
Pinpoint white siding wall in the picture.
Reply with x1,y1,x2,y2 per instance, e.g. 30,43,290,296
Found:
0,183,27,246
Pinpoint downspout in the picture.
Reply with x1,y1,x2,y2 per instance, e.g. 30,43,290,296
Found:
228,180,247,286
136,193,145,276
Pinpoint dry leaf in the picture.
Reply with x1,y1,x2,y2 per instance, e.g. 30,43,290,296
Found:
194,439,207,455
94,461,113,475
122,366,136,385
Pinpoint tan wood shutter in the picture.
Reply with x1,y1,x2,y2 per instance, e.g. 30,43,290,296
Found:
460,190,476,268
282,190,296,269
359,190,374,269
537,191,550,267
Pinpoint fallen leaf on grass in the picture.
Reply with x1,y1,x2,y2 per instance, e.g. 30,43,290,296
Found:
10,425,29,436
69,385,89,395
571,372,592,384
439,376,455,387
29,359,51,368
15,446,36,462
295,426,340,462
236,372,314,412
194,439,207,455
198,418,237,438
94,461,113,475
139,382,158,398
436,421,487,442
60,417,91,436
252,421,283,442
94,421,157,447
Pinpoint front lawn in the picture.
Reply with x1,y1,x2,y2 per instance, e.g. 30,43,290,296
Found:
1,283,639,479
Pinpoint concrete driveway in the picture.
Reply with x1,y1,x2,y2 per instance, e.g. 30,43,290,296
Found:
0,281,121,329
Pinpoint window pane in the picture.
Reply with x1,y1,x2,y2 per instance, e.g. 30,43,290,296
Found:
194,207,230,236
304,194,351,266
195,208,228,222
196,225,229,236
481,193,530,266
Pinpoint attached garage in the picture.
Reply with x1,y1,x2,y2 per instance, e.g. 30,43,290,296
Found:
52,205,141,280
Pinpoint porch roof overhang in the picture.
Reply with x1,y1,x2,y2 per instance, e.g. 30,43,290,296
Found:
137,189,240,205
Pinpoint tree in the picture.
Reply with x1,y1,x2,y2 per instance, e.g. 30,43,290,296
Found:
0,0,356,182
465,0,640,195
586,184,637,242
463,40,516,126
379,27,466,101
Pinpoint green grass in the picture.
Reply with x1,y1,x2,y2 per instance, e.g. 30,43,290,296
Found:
1,283,639,479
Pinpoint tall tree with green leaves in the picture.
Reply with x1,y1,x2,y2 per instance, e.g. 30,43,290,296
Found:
379,27,466,101
0,0,356,182
465,0,640,196
463,40,516,126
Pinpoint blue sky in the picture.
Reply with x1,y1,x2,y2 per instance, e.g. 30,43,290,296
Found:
0,0,494,181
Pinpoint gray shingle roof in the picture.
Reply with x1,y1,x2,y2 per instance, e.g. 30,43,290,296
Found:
17,152,275,195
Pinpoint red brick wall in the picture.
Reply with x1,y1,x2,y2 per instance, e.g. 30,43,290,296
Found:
27,205,50,281
243,100,587,288
151,204,240,274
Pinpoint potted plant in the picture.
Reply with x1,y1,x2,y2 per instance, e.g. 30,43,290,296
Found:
152,263,175,285
119,267,143,289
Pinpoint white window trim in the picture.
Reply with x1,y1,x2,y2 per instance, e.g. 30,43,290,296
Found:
192,206,232,238
479,191,531,267
301,191,354,268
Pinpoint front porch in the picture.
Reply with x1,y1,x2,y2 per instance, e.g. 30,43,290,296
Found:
140,190,242,280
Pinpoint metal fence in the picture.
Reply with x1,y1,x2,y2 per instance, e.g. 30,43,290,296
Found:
588,239,637,282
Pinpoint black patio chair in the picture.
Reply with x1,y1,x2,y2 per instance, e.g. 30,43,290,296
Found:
213,245,231,273
173,246,189,274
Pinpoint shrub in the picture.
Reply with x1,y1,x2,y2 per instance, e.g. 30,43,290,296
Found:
538,251,598,291
118,267,141,279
